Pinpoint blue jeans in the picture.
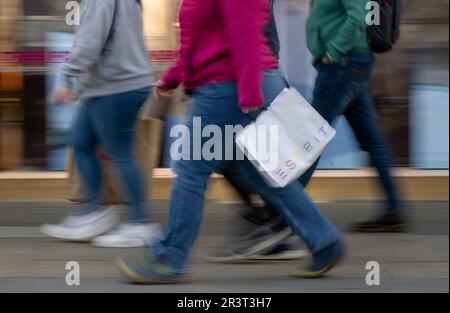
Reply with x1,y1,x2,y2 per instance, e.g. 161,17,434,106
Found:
300,51,401,213
218,70,290,223
70,87,151,223
152,71,341,273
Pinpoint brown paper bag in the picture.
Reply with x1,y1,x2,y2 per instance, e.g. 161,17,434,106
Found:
67,117,164,204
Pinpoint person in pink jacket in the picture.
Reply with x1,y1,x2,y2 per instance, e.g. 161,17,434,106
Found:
118,0,344,284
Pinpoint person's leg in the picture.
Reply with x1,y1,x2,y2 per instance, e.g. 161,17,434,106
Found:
235,157,344,277
70,100,103,214
342,52,405,232
236,160,341,255
153,157,216,272
345,94,402,214
40,100,118,242
221,165,258,208
300,59,353,187
221,164,278,225
150,83,242,273
90,87,151,224
208,156,303,263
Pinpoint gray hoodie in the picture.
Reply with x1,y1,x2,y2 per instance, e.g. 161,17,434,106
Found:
59,0,154,99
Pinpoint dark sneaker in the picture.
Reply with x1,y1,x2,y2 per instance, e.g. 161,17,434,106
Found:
117,253,184,284
205,222,292,262
294,240,346,279
247,242,309,261
350,213,408,233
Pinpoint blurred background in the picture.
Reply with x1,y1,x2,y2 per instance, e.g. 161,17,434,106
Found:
0,0,448,172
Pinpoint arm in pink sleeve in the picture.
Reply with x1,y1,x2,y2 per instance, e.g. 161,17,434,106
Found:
161,21,190,89
217,0,264,109
161,58,184,89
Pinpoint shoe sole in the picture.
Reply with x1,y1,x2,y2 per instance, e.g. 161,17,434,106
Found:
248,250,309,261
202,253,246,263
91,225,161,248
92,239,146,248
117,259,184,285
293,245,347,279
92,243,146,248
204,227,292,263
40,226,96,242
40,219,117,242
351,224,409,233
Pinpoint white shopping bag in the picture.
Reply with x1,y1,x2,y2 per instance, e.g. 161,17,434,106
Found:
236,88,336,188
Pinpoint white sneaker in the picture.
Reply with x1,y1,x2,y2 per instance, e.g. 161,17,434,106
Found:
91,223,160,248
40,208,118,242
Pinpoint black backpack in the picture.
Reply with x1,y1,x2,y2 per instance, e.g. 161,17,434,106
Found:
367,0,401,53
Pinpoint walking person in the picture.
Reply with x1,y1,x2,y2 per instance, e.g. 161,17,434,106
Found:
301,0,406,232
118,0,345,284
41,0,160,248
207,0,406,262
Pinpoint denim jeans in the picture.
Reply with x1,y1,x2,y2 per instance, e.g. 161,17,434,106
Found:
70,87,152,223
152,71,341,273
300,51,401,213
219,70,289,224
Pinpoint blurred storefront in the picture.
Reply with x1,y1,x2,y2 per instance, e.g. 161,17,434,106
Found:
0,0,180,170
276,0,449,169
0,0,23,170
0,0,449,171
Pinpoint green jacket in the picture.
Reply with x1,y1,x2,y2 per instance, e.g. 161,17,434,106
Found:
306,0,370,66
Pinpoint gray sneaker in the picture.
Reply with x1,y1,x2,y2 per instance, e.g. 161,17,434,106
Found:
247,240,309,261
205,222,293,262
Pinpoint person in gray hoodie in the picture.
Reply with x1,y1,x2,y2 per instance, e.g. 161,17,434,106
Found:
41,0,159,248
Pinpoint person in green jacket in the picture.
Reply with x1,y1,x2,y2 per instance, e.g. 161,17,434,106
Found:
301,0,406,232
307,0,370,65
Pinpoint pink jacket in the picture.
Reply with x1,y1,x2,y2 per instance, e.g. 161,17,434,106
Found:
161,0,279,109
